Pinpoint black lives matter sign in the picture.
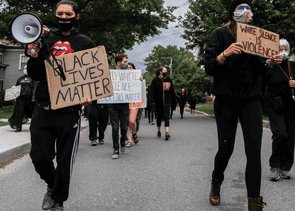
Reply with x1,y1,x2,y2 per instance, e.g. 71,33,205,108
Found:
237,22,279,59
45,46,113,110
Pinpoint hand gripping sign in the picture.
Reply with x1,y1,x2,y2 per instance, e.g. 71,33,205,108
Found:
237,22,279,59
45,46,113,110
4,85,21,101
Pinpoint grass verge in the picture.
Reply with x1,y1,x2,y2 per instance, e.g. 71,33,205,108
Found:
0,105,14,119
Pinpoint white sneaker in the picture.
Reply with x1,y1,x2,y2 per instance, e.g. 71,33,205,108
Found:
112,150,119,159
90,140,97,146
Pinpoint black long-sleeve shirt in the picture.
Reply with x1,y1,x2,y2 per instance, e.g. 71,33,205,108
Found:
27,28,95,108
204,27,267,99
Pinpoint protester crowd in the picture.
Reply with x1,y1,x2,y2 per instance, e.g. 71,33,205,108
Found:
4,0,295,210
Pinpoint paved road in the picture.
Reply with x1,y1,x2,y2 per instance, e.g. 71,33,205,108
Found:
0,108,295,211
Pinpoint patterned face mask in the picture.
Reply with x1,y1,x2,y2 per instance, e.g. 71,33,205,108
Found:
233,8,253,23
279,50,289,61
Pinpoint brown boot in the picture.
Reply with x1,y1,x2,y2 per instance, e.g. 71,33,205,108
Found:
248,196,266,211
209,183,221,206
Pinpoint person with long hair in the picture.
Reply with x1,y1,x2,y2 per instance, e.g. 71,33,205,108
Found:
205,0,282,210
126,62,139,147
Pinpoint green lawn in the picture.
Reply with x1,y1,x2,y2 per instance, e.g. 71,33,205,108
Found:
187,101,269,121
0,105,14,119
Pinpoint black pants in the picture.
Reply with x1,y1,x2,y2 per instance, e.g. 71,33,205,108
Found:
30,106,80,202
136,108,143,133
109,104,129,151
179,103,185,116
212,96,262,198
147,105,155,123
88,104,108,141
266,101,295,171
156,104,170,128
9,96,34,129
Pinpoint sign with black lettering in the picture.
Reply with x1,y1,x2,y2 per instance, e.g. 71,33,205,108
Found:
129,79,146,109
45,46,113,110
237,22,279,59
97,69,142,104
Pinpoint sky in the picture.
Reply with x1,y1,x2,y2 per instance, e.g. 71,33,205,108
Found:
125,0,191,74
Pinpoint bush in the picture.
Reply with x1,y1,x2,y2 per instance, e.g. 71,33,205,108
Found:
0,90,15,108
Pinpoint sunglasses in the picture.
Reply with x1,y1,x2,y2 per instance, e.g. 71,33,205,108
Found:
237,5,251,10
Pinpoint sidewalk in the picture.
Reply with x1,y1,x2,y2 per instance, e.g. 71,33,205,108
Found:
0,118,89,164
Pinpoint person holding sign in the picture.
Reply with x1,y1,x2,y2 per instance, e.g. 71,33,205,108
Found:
8,65,37,132
27,1,93,210
149,66,176,140
262,39,295,182
204,0,282,210
109,54,129,159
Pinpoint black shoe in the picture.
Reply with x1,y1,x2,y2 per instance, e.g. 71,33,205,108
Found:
99,139,104,145
157,131,161,138
42,187,54,210
181,115,183,119
15,127,22,132
165,132,170,140
50,202,64,211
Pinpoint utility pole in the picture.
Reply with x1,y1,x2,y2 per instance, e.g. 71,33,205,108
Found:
161,57,175,76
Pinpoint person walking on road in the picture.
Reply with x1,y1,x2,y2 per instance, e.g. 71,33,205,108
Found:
126,62,139,147
88,102,109,146
109,54,129,159
9,65,37,132
262,38,295,182
27,1,93,210
149,66,176,140
178,88,187,119
189,93,197,114
204,0,282,210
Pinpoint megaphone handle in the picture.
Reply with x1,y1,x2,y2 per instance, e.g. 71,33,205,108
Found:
24,45,31,57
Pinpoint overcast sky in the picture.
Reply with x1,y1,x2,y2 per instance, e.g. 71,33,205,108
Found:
125,0,190,74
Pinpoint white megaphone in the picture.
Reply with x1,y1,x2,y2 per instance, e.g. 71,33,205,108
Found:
11,12,43,55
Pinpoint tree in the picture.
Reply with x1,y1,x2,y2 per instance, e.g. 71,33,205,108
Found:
180,0,295,64
144,45,195,76
172,59,213,97
0,0,176,57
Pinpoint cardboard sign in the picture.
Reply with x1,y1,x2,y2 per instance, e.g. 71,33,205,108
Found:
97,69,142,104
45,46,113,110
237,22,279,59
129,79,146,109
4,85,21,101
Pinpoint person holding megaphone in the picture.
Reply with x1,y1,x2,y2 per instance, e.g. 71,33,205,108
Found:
26,0,94,210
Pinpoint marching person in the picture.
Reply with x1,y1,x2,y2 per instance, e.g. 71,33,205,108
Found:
262,38,295,181
9,65,37,132
126,62,139,147
27,0,94,210
109,54,129,159
204,0,282,210
178,88,188,119
88,101,109,146
149,66,176,140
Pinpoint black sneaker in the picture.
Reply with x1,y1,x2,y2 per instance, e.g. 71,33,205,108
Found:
98,139,104,145
165,132,170,140
42,187,54,210
157,131,161,138
90,140,97,146
50,202,64,211
279,169,291,179
112,150,119,159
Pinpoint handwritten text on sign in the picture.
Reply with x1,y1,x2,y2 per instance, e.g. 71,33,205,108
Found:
237,22,279,59
97,69,141,104
4,85,21,101
45,46,113,110
129,79,146,109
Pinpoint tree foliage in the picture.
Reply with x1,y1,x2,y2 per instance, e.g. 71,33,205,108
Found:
180,0,295,64
0,0,176,57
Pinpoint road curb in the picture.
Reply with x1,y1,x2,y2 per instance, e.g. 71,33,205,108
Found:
0,141,31,164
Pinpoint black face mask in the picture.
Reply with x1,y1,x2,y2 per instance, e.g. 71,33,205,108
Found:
56,16,77,32
162,72,167,77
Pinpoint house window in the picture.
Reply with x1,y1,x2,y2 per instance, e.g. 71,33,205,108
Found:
19,54,29,70
0,53,3,64
0,79,3,91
